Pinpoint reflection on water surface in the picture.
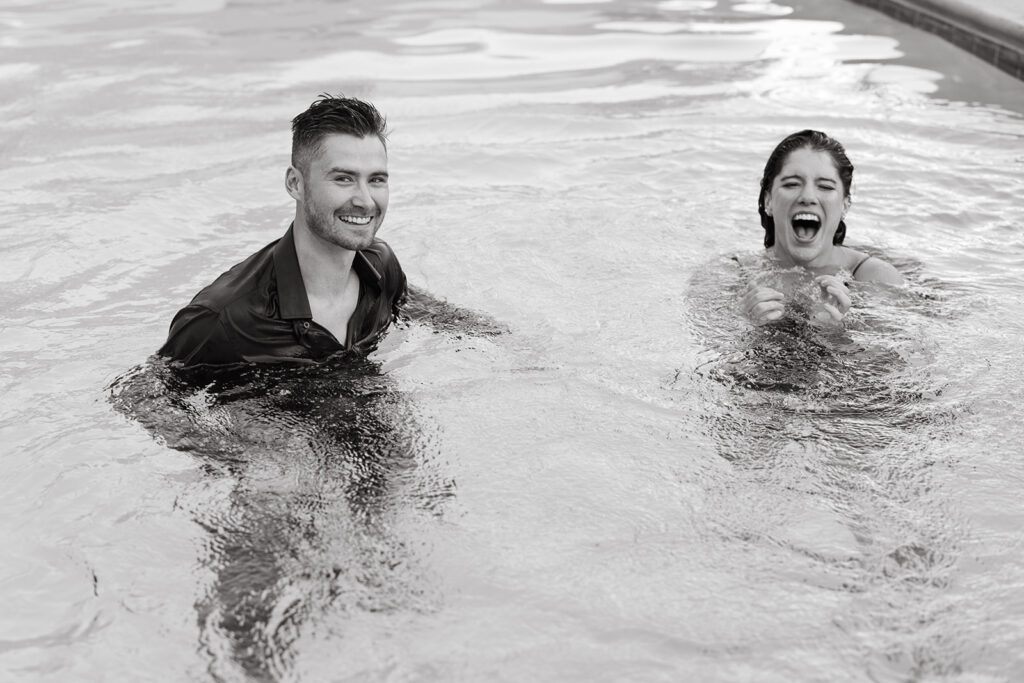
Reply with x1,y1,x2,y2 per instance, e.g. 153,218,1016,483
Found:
3,0,1024,680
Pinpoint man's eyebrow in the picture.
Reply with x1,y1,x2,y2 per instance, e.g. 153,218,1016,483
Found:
325,167,389,177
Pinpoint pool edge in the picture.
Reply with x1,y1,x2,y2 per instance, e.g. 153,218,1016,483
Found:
845,0,1024,82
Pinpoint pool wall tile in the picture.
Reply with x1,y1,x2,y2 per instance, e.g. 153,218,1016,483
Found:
847,0,1024,82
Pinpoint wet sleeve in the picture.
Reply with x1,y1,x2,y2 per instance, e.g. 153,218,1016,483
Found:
401,286,509,338
374,240,506,336
157,304,237,367
389,248,409,321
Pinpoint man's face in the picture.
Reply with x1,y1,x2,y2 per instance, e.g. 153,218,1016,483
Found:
293,133,389,252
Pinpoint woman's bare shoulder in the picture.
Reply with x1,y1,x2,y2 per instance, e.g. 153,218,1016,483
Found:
840,247,903,285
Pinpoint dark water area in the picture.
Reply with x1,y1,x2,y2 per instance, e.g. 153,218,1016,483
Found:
683,249,967,469
108,355,450,681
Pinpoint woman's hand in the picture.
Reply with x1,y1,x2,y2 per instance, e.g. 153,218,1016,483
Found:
814,274,851,321
741,284,785,326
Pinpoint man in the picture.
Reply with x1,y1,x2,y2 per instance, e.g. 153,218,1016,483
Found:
159,95,407,367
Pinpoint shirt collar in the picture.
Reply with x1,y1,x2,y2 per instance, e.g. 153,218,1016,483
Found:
272,224,384,320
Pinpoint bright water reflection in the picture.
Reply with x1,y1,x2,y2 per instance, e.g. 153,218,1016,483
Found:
3,0,1024,681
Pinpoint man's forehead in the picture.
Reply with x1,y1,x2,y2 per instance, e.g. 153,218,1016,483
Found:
305,133,386,168
318,133,386,153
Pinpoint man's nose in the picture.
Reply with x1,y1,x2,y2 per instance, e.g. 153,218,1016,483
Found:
351,181,372,207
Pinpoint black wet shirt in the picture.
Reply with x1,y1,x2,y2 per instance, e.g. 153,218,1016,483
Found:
158,226,407,367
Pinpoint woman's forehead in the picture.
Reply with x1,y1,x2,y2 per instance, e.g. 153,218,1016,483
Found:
778,147,839,177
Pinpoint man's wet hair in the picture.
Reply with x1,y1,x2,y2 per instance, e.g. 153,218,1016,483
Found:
291,94,389,174
757,129,854,248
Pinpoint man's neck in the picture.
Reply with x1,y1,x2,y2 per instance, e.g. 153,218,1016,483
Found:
292,220,358,299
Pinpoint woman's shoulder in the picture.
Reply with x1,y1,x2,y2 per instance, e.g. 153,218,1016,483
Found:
838,247,903,285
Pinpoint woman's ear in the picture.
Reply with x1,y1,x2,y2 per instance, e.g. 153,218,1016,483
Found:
285,166,303,201
763,192,773,216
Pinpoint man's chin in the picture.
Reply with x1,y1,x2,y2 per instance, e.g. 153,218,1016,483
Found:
331,236,374,251
347,228,378,251
310,225,377,251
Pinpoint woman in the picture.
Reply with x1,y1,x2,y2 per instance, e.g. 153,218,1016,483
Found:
741,130,903,326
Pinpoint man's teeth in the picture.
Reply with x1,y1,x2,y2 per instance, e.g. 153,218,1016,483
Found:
339,215,372,225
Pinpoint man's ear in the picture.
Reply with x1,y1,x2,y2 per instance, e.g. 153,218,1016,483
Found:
285,166,303,201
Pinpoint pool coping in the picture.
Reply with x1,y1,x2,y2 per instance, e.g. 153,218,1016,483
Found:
845,0,1024,81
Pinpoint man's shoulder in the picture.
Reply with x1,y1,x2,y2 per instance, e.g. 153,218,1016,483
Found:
362,238,399,263
188,238,280,313
361,238,405,279
358,239,406,308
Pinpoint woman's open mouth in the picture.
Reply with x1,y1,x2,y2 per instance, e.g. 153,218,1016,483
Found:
791,212,821,243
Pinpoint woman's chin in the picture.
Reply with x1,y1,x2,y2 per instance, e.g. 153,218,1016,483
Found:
777,239,829,267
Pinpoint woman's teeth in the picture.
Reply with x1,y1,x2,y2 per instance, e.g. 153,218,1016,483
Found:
791,213,820,241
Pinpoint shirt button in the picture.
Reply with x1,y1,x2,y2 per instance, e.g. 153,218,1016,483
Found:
302,321,310,329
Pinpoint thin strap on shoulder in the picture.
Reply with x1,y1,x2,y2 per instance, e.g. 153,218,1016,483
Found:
851,254,873,279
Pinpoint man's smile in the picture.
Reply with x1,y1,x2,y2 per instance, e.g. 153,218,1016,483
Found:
338,214,374,225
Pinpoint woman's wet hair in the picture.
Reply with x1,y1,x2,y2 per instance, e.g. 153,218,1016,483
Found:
758,129,854,248
291,93,389,174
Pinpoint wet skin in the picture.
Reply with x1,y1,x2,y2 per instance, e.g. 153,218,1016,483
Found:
745,148,853,326
286,133,390,253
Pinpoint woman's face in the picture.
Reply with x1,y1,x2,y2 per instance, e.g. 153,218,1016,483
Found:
764,147,850,268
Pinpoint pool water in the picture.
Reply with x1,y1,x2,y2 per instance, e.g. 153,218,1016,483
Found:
3,0,1024,680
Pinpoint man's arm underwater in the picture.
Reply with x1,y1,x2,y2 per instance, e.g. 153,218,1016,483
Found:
399,283,509,338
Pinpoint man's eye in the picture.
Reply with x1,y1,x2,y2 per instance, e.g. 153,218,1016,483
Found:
370,177,388,185
818,184,835,191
